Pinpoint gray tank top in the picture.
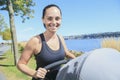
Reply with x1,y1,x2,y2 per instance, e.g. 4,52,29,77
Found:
34,33,65,70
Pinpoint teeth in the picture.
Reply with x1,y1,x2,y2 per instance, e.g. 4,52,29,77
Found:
50,24,55,27
50,25,56,28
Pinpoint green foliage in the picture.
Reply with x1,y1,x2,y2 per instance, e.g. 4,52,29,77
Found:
0,14,7,34
0,0,7,9
13,0,35,22
2,28,11,40
69,50,83,57
18,43,24,53
0,0,35,22
19,46,24,53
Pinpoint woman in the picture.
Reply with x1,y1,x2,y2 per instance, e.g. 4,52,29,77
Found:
17,4,76,80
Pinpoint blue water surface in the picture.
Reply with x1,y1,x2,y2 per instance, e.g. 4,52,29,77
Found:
65,39,102,52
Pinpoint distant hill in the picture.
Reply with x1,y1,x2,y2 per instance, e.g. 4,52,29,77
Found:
64,31,120,40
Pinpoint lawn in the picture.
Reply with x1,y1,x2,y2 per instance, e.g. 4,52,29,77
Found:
0,49,36,80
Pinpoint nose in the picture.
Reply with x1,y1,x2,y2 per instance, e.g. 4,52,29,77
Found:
52,19,56,24
50,19,56,27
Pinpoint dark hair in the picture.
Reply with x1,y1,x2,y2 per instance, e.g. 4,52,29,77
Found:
42,4,62,19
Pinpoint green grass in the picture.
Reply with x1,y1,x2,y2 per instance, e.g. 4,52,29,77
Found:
0,49,36,80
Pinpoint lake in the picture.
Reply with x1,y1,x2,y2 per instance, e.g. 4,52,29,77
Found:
65,39,102,52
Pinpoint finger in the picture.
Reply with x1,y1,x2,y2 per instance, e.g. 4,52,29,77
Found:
36,71,45,79
36,68,47,78
38,68,47,74
40,68,47,72
37,69,47,75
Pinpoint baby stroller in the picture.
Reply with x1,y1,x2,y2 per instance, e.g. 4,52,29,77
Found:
40,48,120,80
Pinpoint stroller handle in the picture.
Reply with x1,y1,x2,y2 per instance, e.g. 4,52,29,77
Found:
44,59,70,70
38,59,71,80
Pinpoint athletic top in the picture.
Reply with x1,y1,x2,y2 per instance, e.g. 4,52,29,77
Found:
32,33,65,80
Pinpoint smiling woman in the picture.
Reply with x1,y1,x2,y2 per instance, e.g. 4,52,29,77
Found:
42,4,62,32
17,4,76,80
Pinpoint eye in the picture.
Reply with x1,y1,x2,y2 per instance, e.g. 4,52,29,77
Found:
47,17,53,21
55,17,61,21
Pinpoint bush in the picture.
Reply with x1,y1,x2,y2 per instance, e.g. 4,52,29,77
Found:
101,37,120,52
18,41,27,53
69,50,83,57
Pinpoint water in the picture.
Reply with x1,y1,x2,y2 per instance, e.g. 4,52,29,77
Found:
65,39,102,52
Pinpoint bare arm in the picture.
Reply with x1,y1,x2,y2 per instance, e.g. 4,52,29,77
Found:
59,36,76,59
17,36,47,79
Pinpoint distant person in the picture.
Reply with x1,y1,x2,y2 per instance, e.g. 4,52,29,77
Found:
17,4,76,80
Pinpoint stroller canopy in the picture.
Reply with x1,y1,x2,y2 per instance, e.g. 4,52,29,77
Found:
56,48,120,80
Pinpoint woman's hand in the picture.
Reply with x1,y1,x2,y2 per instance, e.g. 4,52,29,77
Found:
34,68,47,79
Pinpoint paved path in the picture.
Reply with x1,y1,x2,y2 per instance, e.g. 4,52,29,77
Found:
0,44,10,55
0,44,10,80
0,72,6,80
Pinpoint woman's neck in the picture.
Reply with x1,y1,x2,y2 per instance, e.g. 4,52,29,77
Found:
43,31,57,40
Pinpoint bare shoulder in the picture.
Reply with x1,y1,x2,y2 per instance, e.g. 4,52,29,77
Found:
27,35,41,46
25,35,42,52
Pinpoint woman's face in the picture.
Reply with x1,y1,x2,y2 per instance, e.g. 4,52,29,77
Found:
42,7,62,33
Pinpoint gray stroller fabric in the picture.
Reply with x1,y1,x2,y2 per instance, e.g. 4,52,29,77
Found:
56,48,120,80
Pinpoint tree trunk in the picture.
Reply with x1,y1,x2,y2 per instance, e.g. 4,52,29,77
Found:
7,0,18,65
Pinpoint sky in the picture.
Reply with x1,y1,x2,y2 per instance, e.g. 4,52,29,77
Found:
0,0,120,42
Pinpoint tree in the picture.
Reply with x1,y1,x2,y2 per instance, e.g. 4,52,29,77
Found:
0,0,35,65
0,14,7,35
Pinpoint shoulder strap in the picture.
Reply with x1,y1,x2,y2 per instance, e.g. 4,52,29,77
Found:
57,35,63,43
40,33,45,41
